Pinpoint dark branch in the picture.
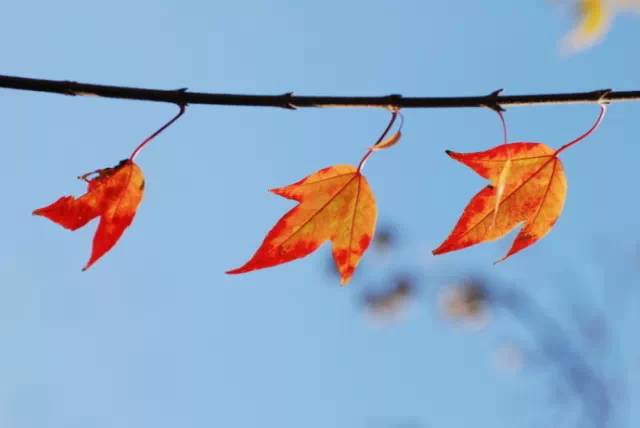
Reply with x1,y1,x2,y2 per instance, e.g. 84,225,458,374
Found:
0,75,639,110
0,75,640,109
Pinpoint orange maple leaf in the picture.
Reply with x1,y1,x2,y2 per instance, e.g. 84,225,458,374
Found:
433,105,606,262
227,165,377,285
432,142,568,262
33,159,145,270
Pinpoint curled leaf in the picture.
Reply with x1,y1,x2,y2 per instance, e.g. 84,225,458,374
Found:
33,159,145,270
371,130,402,151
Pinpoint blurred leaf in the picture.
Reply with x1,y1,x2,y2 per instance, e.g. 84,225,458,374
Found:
563,0,640,52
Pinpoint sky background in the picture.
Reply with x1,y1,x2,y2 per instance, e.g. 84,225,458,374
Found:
1,1,639,427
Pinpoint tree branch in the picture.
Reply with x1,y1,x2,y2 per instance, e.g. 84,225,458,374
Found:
0,74,638,110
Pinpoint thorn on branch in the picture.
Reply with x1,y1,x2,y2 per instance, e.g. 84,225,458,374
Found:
385,94,403,109
174,88,189,107
63,80,79,96
279,92,297,110
65,81,101,97
595,88,613,104
484,89,506,112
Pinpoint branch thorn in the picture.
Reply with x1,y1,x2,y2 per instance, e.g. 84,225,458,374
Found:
279,92,297,110
173,88,189,107
595,88,612,105
385,94,403,109
484,89,506,112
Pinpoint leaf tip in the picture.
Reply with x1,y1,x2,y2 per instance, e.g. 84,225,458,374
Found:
269,186,287,197
225,261,256,275
431,243,450,256
82,257,98,272
445,150,462,160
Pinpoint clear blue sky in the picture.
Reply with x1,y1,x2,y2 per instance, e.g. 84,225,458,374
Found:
1,1,639,427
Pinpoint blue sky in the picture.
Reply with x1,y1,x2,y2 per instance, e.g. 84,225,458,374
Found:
1,1,639,427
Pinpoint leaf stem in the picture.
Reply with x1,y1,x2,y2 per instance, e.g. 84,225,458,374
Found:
555,104,607,156
496,109,508,146
357,110,399,172
491,109,510,227
129,104,187,161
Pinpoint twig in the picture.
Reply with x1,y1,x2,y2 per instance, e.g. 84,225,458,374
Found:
0,75,638,110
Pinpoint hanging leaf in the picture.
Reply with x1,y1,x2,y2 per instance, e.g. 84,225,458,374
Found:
433,143,567,262
33,159,145,270
227,165,377,285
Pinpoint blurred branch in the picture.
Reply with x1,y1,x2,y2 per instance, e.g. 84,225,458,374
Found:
494,288,612,428
0,75,638,110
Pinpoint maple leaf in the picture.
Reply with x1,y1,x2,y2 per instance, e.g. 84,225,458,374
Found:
227,165,377,285
432,143,567,262
33,159,145,270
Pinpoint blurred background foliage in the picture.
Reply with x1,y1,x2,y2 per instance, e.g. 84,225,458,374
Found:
329,220,638,428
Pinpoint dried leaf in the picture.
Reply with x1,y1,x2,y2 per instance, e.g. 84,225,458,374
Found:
371,130,402,151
